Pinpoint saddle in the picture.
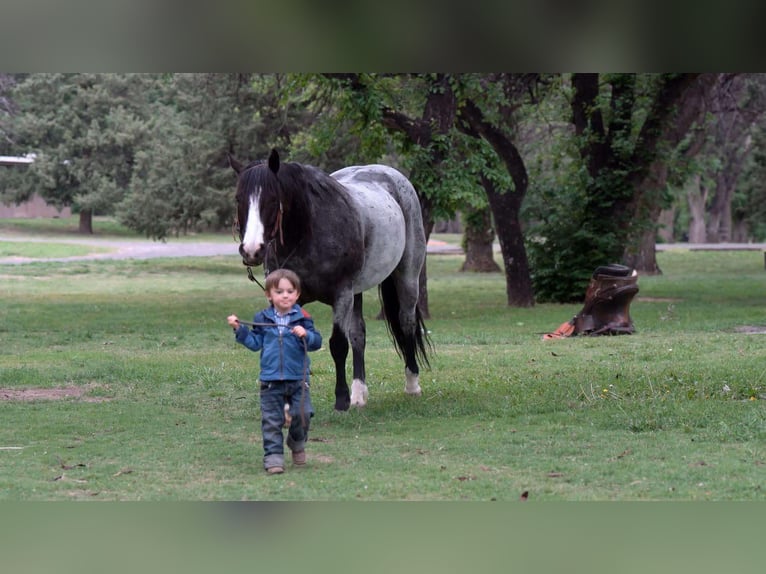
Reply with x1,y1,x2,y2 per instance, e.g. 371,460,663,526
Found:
543,264,639,340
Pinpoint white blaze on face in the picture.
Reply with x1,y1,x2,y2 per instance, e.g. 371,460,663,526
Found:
241,193,265,259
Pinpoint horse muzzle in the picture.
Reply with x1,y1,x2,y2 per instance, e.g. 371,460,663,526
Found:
239,243,264,267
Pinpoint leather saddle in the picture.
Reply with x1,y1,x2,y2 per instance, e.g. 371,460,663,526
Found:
543,264,639,339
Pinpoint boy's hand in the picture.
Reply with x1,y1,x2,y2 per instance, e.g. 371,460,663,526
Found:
227,314,240,328
292,325,307,338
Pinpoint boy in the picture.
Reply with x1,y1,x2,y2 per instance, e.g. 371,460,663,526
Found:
227,269,322,474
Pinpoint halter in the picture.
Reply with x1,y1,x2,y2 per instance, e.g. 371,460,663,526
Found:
233,202,285,291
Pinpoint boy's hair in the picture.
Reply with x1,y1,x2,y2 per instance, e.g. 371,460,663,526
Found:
264,268,301,292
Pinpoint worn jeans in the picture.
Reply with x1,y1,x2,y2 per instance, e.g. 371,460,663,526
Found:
259,379,313,469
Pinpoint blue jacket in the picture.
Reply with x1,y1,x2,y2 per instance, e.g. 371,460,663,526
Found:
234,304,322,383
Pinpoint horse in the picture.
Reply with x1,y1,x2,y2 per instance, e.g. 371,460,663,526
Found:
228,149,431,411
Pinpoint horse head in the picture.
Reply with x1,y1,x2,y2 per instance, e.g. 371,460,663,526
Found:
230,149,284,268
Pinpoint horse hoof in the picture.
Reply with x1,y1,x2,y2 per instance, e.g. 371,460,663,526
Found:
404,368,421,396
350,379,368,407
350,394,367,407
334,399,350,412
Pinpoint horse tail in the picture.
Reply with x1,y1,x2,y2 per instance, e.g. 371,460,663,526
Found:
379,276,431,369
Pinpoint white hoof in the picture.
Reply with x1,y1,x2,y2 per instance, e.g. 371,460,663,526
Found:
405,368,422,396
350,379,368,407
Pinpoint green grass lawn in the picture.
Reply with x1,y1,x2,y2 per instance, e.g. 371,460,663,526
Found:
0,222,764,501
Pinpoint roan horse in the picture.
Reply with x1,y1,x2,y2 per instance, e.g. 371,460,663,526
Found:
229,149,431,411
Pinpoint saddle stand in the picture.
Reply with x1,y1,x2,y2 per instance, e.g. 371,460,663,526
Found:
543,264,639,340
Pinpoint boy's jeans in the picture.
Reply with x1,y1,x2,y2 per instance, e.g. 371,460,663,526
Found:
260,379,313,469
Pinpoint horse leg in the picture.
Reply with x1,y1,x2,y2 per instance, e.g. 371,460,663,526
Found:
403,336,422,396
348,293,368,407
329,323,350,411
396,278,424,396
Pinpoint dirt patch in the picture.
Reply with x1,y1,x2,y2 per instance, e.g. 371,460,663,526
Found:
732,325,766,334
0,385,111,402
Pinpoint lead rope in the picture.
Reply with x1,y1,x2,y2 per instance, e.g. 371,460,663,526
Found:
236,320,310,431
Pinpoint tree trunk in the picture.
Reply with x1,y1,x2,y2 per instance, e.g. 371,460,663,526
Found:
482,175,534,306
460,205,500,273
657,208,675,243
625,224,662,274
686,174,708,243
78,209,93,234
623,160,667,274
731,218,749,242
457,95,535,307
704,74,754,244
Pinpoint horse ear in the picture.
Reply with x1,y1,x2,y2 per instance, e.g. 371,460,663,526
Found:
228,154,243,174
268,148,280,175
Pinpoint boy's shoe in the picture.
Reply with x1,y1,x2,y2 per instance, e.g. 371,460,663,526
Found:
292,450,306,466
266,466,284,475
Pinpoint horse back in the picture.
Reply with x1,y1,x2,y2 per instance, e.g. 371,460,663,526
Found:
331,165,426,291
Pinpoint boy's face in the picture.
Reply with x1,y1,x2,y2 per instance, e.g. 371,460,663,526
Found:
267,277,300,314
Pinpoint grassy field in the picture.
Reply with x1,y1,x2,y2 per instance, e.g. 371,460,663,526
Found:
1,220,765,500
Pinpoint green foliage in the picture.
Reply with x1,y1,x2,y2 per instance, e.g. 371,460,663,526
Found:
735,114,766,241
525,74,713,301
1,74,319,239
526,172,609,302
3,74,156,214
291,74,492,223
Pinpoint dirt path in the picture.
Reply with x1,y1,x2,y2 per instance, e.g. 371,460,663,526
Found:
0,234,464,265
0,235,241,264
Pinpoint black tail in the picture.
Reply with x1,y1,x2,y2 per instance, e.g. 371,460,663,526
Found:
379,277,431,369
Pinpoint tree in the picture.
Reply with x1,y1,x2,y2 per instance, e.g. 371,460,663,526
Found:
735,96,766,241
0,73,22,153
454,74,539,307
528,74,723,301
683,74,765,244
4,74,156,233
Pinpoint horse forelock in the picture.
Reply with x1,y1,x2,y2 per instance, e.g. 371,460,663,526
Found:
240,160,319,249
236,162,271,251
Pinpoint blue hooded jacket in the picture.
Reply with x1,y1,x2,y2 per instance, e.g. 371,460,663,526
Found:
234,304,322,383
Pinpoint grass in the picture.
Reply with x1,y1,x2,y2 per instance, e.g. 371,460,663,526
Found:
0,241,113,258
0,220,765,500
0,215,235,242
0,215,137,237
